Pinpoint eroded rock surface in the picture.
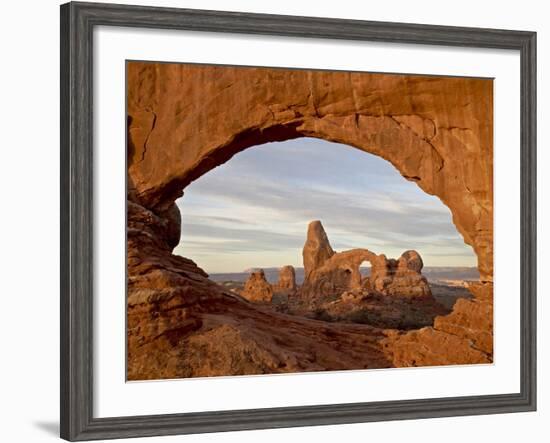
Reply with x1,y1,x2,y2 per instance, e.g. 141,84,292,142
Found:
127,63,493,281
302,248,376,300
127,63,494,379
127,204,393,379
372,250,432,298
301,221,431,302
241,269,273,303
383,282,493,366
274,265,297,293
303,221,335,279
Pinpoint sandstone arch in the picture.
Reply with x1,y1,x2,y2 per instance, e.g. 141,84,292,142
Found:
128,62,492,281
127,62,493,379
301,221,432,301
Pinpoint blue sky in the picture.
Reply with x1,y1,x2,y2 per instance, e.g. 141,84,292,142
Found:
174,138,476,273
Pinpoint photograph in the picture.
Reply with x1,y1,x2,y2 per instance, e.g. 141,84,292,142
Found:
127,62,494,380
0,0,542,442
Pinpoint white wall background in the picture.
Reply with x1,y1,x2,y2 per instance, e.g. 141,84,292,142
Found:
0,0,546,442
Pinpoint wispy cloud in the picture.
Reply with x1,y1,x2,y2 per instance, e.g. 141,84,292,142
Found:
175,138,476,272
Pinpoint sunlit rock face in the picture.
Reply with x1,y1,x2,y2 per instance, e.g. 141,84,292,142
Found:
373,250,432,298
241,269,273,303
300,221,432,301
302,220,335,280
126,62,493,380
274,265,297,294
127,63,493,281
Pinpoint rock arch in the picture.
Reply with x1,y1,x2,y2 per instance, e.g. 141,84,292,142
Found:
301,220,432,301
128,62,493,281
126,62,493,379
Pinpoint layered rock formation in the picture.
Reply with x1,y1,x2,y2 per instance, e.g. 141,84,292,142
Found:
370,250,432,298
303,221,335,279
302,247,376,299
127,208,393,379
241,269,273,303
127,62,493,379
386,281,493,366
274,265,297,293
127,63,493,282
302,221,372,298
301,221,431,301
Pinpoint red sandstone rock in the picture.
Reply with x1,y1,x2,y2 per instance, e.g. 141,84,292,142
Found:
383,282,493,366
433,282,493,354
387,327,491,367
126,63,494,379
301,222,431,301
127,63,493,281
302,247,377,300
380,250,432,298
274,265,297,293
241,269,273,303
302,221,335,280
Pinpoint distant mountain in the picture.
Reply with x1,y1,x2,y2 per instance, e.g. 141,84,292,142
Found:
210,266,480,285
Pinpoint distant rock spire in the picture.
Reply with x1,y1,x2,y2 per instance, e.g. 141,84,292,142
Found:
277,265,297,292
241,269,273,303
302,220,335,280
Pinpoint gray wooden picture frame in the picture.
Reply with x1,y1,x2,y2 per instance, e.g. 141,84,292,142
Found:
60,1,537,441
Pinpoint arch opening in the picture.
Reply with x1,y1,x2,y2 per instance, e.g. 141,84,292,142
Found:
174,137,477,327
132,112,491,282
175,138,476,272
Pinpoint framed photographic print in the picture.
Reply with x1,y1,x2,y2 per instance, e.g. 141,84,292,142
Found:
60,1,537,440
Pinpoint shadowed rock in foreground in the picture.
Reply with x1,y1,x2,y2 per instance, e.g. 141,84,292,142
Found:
127,204,393,379
127,200,492,380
